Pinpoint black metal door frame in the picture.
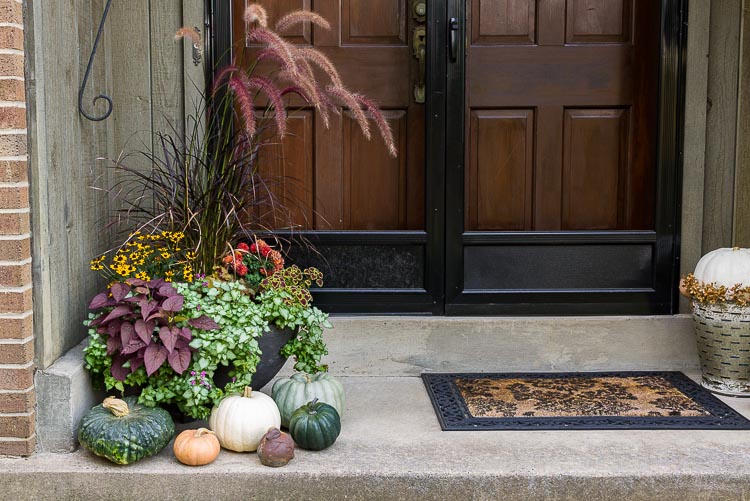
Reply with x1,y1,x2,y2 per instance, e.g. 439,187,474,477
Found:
442,0,687,315
207,0,686,315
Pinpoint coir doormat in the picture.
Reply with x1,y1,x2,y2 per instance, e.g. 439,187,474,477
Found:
421,372,750,430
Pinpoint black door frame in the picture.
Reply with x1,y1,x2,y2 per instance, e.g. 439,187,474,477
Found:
443,0,688,315
207,0,687,316
206,0,445,314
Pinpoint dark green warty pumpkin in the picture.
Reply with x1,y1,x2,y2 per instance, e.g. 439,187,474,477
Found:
288,398,341,451
78,396,175,465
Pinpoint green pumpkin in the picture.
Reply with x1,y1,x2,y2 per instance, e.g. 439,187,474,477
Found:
288,398,341,451
78,396,175,465
272,372,345,428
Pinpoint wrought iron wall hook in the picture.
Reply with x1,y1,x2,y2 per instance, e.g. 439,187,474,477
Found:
78,0,114,121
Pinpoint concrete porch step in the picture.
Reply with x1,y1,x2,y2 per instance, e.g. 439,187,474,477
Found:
34,315,700,453
6,375,750,500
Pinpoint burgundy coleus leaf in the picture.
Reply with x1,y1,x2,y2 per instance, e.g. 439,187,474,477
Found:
103,306,133,324
175,337,190,350
88,293,111,310
147,311,166,323
161,295,184,312
148,278,166,289
158,284,178,298
121,337,146,355
188,315,220,331
134,319,153,344
110,355,130,381
107,320,123,338
120,322,135,346
130,355,144,373
106,335,122,356
110,282,131,302
179,327,192,341
159,326,180,353
144,344,169,376
141,300,159,321
125,277,147,287
167,347,191,374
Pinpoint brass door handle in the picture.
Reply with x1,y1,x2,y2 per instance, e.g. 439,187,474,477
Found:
413,26,426,104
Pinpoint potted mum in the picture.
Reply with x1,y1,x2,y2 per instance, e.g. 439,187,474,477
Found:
83,4,395,420
680,247,750,396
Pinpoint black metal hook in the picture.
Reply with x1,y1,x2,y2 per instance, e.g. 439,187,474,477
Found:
78,0,114,121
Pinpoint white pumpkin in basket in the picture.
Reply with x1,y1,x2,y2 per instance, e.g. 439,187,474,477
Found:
693,247,750,288
209,387,281,452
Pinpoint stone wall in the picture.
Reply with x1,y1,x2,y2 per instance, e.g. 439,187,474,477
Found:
0,0,34,456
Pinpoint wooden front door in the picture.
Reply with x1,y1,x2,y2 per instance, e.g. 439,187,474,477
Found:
444,0,681,314
227,0,440,313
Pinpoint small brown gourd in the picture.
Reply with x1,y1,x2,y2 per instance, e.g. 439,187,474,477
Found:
257,427,295,467
173,428,221,466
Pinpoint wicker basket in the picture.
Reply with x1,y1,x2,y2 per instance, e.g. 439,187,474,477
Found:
692,302,750,397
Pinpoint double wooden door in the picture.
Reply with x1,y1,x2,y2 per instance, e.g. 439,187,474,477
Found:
220,0,682,314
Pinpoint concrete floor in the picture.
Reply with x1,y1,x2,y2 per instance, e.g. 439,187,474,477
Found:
2,374,750,500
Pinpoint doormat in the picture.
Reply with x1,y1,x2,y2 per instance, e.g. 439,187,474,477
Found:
421,372,750,430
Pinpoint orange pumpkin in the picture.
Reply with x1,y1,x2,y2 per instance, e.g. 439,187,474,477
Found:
173,428,220,466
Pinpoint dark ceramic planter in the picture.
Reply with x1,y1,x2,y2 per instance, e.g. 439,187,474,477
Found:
214,324,296,391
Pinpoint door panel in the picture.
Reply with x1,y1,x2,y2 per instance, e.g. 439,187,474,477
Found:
471,0,536,45
466,109,534,231
562,108,628,230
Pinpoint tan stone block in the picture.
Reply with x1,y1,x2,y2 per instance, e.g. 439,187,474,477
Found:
0,1,23,26
0,27,23,51
0,107,24,129
0,186,28,210
0,413,34,437
0,161,26,182
0,288,32,313
0,389,33,413
0,437,35,456
0,80,24,102
0,54,23,77
0,238,29,261
0,316,31,340
0,339,32,364
0,212,29,235
0,262,30,287
0,366,33,390
0,134,25,156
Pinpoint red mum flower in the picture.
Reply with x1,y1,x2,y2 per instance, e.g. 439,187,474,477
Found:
238,242,250,251
236,264,248,276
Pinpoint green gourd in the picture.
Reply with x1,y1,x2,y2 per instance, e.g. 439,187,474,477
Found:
78,396,175,465
272,372,345,428
288,398,341,451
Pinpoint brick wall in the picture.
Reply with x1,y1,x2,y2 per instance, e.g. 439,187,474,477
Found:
0,0,34,456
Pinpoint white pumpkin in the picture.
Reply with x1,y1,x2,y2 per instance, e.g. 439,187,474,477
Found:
694,247,750,288
209,387,281,452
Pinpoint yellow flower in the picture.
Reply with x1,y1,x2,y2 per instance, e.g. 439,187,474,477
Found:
185,251,196,261
165,270,174,282
161,251,171,259
135,271,150,281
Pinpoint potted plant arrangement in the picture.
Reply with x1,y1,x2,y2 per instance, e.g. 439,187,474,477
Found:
82,3,395,424
680,247,750,396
